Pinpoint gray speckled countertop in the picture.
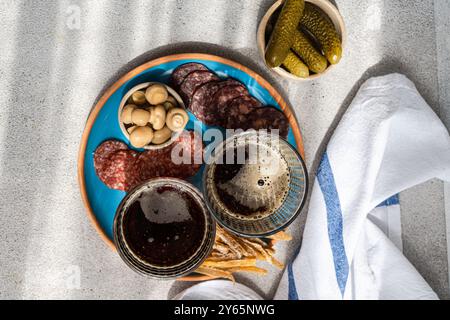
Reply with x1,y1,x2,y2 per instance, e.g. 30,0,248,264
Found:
0,0,448,299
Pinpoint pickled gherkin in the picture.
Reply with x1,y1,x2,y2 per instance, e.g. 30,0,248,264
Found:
291,29,328,73
300,3,342,65
265,0,305,68
282,51,309,78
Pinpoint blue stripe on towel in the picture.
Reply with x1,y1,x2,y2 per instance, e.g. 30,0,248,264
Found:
377,194,400,207
317,152,349,297
288,246,301,300
288,262,299,300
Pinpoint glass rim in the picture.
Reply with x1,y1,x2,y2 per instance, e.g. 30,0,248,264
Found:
202,131,309,238
113,178,216,279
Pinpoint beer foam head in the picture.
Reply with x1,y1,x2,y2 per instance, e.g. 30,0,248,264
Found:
213,143,290,220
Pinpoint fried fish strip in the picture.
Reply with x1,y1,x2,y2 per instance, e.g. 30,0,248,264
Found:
196,267,235,282
205,254,239,262
247,237,268,247
235,238,258,257
240,238,272,262
265,247,276,256
202,258,257,269
268,231,293,241
270,257,284,270
213,243,230,255
210,252,228,259
225,267,268,275
216,227,245,259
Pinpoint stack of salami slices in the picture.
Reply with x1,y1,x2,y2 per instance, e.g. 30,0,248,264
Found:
94,131,203,192
171,63,289,138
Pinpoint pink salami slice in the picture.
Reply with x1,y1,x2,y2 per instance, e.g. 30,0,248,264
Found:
135,151,158,181
179,71,219,105
171,63,209,90
167,131,204,178
94,134,204,192
138,131,204,180
99,150,140,192
93,140,129,179
132,131,203,182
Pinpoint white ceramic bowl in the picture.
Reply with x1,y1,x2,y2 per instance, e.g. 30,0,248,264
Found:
257,0,347,81
118,82,186,150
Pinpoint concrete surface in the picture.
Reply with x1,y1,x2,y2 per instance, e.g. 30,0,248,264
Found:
0,0,449,299
435,0,450,297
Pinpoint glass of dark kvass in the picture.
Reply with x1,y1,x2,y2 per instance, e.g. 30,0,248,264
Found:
203,131,308,238
114,178,215,279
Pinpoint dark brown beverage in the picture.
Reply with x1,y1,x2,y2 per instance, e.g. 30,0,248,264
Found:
210,144,290,220
122,185,206,267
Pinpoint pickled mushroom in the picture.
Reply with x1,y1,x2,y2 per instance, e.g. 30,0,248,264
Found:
130,126,154,148
145,84,169,105
166,108,189,132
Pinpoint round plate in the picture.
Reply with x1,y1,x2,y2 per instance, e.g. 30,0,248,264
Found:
78,53,305,252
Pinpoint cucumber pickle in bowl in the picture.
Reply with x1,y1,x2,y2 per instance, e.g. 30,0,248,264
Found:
258,0,346,80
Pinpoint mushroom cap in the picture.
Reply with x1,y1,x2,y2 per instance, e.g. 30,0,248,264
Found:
166,108,189,132
121,104,136,124
145,84,169,105
129,126,154,148
131,91,147,105
127,126,138,134
131,108,151,127
152,126,173,145
150,105,167,131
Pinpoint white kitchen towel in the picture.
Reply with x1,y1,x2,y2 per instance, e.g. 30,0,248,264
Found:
275,73,450,300
368,194,403,251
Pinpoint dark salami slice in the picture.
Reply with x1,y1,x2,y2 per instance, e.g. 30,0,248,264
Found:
245,107,290,138
171,63,209,90
212,84,249,126
224,96,263,129
190,79,241,124
179,71,219,105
